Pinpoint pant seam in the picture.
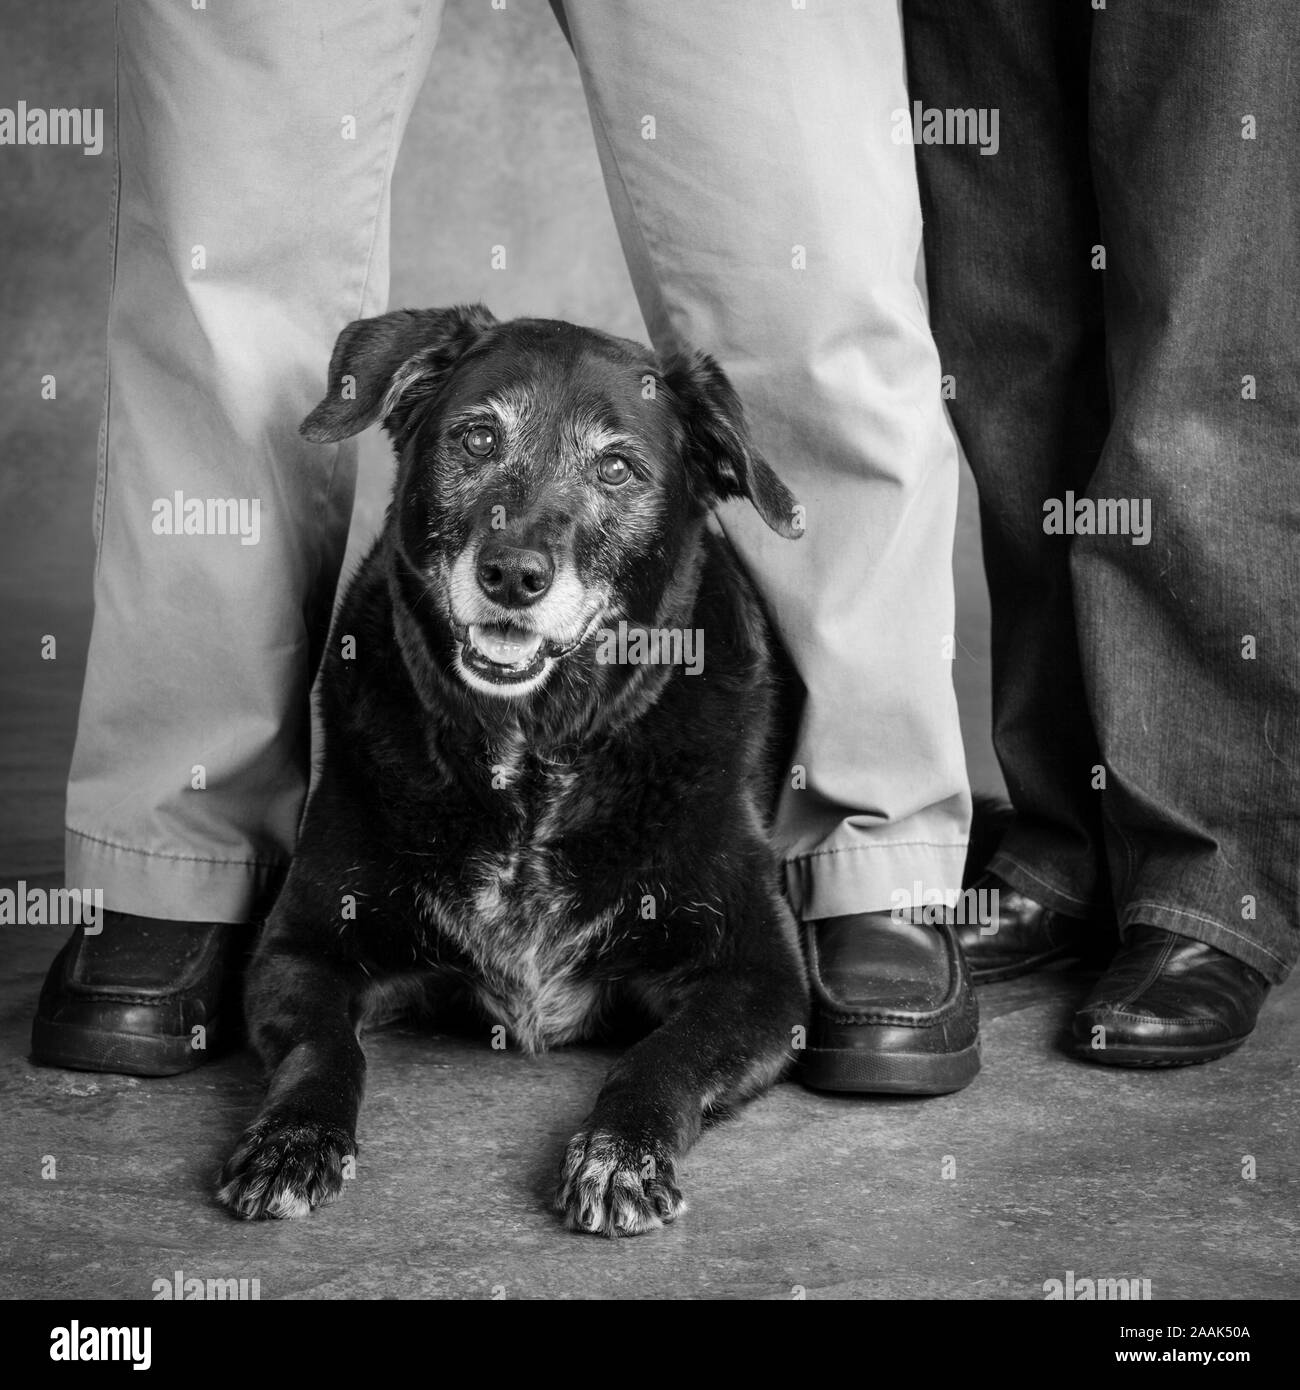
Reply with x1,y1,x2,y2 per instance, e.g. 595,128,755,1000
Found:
564,42,681,354
1110,932,1176,1010
94,0,124,577
315,0,436,596
351,3,428,325
1106,798,1141,909
66,825,287,871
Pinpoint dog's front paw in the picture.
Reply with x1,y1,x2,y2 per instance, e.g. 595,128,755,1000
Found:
217,1114,355,1221
554,1130,686,1237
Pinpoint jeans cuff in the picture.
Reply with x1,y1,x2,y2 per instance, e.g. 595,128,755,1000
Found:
987,851,1093,918
1121,900,1291,986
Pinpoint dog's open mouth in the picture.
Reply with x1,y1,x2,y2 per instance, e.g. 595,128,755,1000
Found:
463,623,548,684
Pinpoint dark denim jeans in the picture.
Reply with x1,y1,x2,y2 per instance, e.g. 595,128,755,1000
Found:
905,0,1300,981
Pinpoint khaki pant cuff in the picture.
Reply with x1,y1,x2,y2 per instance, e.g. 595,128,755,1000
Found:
785,841,969,921
64,828,286,924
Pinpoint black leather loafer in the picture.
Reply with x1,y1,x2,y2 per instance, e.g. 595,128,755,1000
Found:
31,914,245,1076
799,911,980,1095
1072,925,1270,1068
956,872,1090,984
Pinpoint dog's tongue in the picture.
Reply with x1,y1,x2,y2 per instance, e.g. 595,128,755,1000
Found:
469,623,544,667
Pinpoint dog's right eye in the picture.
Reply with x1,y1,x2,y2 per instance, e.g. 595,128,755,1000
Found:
462,425,497,458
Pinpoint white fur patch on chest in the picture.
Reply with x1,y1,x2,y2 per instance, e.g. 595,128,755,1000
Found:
419,845,615,1054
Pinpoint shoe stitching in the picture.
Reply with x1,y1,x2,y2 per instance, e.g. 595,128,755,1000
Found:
1087,1006,1228,1030
58,988,211,1006
1108,931,1177,1010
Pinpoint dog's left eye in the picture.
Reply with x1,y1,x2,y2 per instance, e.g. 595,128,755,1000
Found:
463,425,497,458
597,455,632,486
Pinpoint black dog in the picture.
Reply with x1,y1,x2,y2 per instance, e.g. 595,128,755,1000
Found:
217,305,809,1236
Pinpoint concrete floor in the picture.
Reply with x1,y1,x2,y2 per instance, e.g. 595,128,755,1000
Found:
3,887,1296,1301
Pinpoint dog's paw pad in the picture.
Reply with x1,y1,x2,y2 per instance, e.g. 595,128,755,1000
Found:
217,1116,354,1221
554,1130,685,1238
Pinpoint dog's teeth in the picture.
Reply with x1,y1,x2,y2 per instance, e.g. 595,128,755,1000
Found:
469,624,543,666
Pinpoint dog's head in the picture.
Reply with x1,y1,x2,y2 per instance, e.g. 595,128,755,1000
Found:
302,305,800,702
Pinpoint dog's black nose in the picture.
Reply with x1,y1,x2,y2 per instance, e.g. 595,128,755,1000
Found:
476,541,554,607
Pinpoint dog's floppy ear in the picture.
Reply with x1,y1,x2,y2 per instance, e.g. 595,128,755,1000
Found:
300,303,497,443
661,350,802,539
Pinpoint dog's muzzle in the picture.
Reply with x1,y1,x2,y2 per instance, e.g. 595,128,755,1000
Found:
457,614,601,692
462,622,549,685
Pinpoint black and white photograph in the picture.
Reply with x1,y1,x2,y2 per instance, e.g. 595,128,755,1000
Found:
1,0,1296,1337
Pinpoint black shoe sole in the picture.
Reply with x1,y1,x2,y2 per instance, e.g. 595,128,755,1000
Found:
798,1041,981,1095
31,1015,224,1077
1070,1035,1251,1069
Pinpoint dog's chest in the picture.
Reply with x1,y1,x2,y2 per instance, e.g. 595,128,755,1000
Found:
418,772,617,1053
472,851,610,1048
